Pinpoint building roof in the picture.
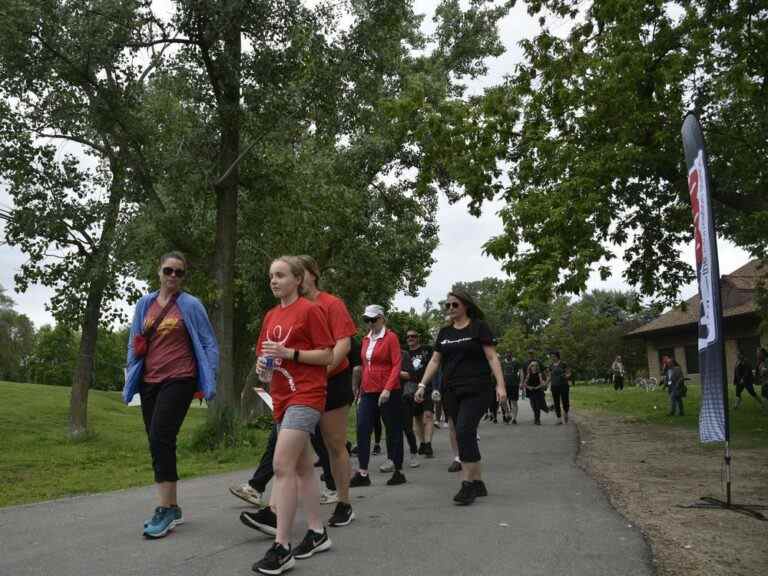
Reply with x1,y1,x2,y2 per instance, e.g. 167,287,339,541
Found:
628,260,765,337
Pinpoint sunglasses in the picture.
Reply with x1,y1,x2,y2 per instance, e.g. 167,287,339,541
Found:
406,334,419,339
162,267,186,278
444,301,461,310
363,316,380,324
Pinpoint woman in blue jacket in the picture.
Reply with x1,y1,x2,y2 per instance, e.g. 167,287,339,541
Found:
123,251,219,539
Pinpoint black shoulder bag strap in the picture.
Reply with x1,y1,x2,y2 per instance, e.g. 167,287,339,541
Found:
143,292,180,342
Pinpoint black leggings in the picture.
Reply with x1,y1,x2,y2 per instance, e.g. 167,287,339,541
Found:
402,397,418,455
736,381,758,399
551,386,570,417
357,390,404,471
311,425,336,490
249,423,277,493
443,387,491,463
140,378,196,483
527,388,547,422
374,412,382,445
249,423,335,492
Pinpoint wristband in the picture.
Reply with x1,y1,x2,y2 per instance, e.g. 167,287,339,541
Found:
293,349,300,362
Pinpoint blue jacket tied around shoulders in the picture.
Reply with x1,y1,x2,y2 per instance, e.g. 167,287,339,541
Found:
122,291,219,404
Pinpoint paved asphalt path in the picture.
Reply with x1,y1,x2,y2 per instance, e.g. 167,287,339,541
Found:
1,402,654,576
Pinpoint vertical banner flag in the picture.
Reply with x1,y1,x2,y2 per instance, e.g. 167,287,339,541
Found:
682,113,727,443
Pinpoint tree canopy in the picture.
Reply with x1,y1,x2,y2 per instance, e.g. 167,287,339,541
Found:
474,0,768,305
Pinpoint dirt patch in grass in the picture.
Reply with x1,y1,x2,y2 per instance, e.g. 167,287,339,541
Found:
575,412,768,576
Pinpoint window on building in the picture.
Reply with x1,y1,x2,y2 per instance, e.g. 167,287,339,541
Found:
684,345,700,374
657,347,674,376
737,336,761,365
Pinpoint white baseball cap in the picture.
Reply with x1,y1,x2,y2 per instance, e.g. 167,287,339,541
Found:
363,304,385,319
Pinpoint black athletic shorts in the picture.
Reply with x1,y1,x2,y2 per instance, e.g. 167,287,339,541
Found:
325,366,354,411
414,389,434,416
506,383,520,402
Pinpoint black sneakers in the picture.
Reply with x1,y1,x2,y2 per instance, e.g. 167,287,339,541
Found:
453,481,477,505
349,472,371,487
386,470,406,486
253,542,294,575
423,442,434,458
448,460,462,472
417,442,425,455
293,528,332,559
473,480,488,497
328,502,355,527
241,506,278,536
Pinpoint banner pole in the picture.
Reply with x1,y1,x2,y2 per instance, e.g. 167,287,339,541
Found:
679,113,764,519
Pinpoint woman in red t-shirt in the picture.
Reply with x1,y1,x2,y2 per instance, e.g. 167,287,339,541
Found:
251,256,335,575
297,255,358,527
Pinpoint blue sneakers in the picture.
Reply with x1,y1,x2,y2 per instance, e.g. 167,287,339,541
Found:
143,506,181,539
143,505,183,529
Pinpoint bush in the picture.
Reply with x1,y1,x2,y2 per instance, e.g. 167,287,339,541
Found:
190,406,268,452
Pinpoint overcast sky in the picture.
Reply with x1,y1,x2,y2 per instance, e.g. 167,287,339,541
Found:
0,1,752,327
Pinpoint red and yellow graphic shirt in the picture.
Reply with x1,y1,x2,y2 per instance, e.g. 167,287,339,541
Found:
257,297,335,421
314,291,357,378
143,301,197,384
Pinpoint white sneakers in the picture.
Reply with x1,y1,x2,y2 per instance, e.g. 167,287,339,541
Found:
229,483,264,507
379,459,394,473
408,457,420,468
320,489,339,505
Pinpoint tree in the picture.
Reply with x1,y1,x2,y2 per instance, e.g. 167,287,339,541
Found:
1,0,513,438
386,309,434,346
120,0,511,407
472,0,768,305
499,289,654,379
0,285,35,382
28,324,79,387
0,0,160,436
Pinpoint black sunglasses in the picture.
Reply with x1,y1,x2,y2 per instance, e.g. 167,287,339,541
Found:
444,301,460,310
406,334,419,339
162,267,186,278
363,316,379,323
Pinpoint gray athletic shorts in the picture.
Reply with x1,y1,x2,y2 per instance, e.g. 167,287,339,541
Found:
277,405,321,434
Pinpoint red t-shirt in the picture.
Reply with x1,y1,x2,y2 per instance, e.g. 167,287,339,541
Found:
257,297,335,421
314,291,357,378
143,301,197,384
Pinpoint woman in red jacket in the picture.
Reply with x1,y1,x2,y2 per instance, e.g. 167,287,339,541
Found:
250,256,335,575
350,305,406,487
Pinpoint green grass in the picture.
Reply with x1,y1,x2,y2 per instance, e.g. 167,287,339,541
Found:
573,383,768,449
0,381,270,508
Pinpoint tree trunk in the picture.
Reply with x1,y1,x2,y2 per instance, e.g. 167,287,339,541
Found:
209,17,242,416
69,161,124,438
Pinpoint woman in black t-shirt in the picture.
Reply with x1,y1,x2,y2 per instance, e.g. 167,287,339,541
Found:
415,290,507,505
524,361,548,424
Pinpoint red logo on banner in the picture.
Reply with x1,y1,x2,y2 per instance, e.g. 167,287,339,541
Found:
689,168,702,266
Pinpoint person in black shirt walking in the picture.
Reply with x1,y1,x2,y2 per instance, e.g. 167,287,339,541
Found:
733,351,763,409
548,351,570,424
406,329,436,457
415,290,507,505
500,353,521,424
524,361,547,425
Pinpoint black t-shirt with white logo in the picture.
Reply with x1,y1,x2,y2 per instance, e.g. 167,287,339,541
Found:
408,345,433,382
434,320,496,388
